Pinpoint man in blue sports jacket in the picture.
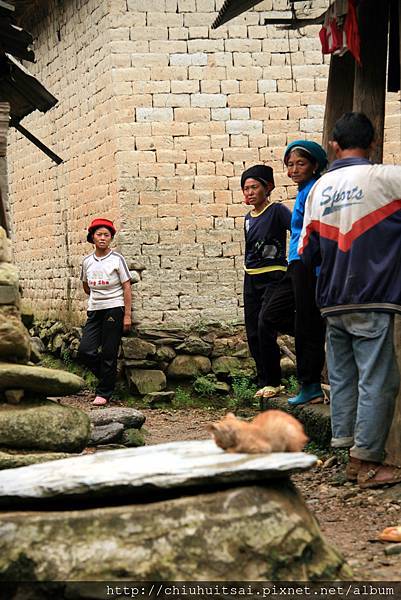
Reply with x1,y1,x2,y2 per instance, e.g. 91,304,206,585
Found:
299,112,401,489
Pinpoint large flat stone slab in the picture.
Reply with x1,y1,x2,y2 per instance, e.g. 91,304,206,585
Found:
0,440,316,506
0,361,85,395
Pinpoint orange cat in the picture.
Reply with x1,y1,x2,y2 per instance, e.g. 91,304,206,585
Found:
207,410,308,454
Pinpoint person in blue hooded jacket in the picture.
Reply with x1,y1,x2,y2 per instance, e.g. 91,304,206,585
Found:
259,140,328,405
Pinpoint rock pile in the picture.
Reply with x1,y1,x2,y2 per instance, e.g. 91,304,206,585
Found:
88,407,145,446
0,226,90,468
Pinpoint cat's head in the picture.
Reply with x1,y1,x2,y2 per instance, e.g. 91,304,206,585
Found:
207,414,239,450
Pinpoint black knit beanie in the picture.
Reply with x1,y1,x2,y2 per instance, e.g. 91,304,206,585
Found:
241,164,275,190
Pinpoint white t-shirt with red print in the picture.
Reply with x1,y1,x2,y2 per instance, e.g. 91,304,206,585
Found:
81,251,131,311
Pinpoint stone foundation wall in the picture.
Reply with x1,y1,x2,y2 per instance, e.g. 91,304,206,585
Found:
30,317,296,395
8,0,401,327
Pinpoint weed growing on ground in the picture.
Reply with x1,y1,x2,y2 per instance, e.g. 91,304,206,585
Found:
230,375,258,408
174,386,193,406
192,374,219,397
282,375,299,395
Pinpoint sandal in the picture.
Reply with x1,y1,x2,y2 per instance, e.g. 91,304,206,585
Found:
378,526,401,543
92,395,108,406
254,385,284,399
345,456,362,482
358,462,401,489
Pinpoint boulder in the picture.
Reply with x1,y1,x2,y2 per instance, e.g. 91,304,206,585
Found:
176,335,213,356
212,335,250,358
0,400,90,452
120,428,145,447
0,484,350,581
89,407,145,429
155,345,176,362
0,362,85,395
212,355,256,378
281,356,297,377
29,336,45,363
168,355,211,379
0,443,349,581
0,263,19,305
0,227,11,263
137,326,185,346
122,337,156,359
89,423,125,445
0,449,75,470
143,391,175,407
48,321,67,337
0,284,18,305
0,306,31,362
51,333,63,354
126,369,166,395
123,359,159,369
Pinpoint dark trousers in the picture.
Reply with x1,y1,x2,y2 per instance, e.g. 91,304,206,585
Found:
260,260,326,385
78,307,124,399
244,271,284,387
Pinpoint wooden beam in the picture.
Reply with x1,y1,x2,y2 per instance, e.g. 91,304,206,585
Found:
0,102,9,158
353,0,390,163
322,53,355,163
0,102,9,236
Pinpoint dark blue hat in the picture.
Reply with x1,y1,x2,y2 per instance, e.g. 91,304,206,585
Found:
241,164,275,190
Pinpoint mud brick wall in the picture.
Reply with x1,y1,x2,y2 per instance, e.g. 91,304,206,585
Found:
7,0,121,320
7,0,401,326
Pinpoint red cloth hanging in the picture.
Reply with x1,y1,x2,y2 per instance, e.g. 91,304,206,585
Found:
319,0,361,65
344,0,361,64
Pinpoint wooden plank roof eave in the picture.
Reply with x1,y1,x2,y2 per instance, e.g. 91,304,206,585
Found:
212,0,334,29
0,53,58,120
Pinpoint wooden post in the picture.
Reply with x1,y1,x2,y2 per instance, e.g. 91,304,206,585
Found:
0,102,9,236
385,317,401,467
322,53,355,162
385,5,401,467
353,0,390,163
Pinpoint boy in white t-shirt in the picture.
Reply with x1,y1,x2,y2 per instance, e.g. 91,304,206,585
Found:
79,218,132,405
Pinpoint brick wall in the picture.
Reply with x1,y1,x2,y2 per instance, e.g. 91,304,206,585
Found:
7,0,401,326
8,0,121,320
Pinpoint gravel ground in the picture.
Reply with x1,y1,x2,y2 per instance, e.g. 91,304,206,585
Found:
61,392,401,581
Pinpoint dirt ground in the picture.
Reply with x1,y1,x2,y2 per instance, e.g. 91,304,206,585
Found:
62,393,401,582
